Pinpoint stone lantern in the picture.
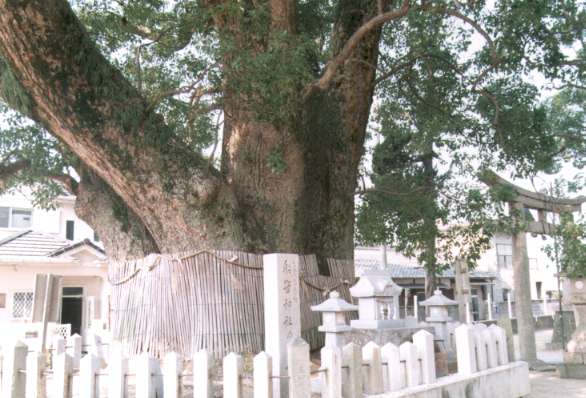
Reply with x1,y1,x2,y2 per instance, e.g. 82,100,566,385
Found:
349,272,403,329
420,289,458,345
311,291,358,348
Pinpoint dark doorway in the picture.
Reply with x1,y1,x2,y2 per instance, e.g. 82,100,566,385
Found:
61,287,83,335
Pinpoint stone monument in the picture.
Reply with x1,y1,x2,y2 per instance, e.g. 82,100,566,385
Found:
349,271,403,329
263,253,301,397
348,271,434,346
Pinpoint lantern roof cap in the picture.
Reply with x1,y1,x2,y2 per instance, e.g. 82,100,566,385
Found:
311,291,358,312
350,272,403,298
420,289,458,306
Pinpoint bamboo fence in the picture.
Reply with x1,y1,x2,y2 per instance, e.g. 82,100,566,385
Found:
108,251,356,357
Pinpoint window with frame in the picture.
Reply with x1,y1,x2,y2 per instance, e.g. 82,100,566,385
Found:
496,244,513,268
0,207,32,229
66,220,75,240
12,292,33,319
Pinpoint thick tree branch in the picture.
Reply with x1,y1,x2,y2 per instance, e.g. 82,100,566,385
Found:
0,155,79,194
308,2,498,96
0,0,231,250
305,0,411,96
0,159,30,190
48,174,79,195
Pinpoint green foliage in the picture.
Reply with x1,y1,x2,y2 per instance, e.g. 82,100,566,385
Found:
555,214,586,278
0,0,584,262
0,105,71,207
266,149,287,174
357,1,586,279
542,178,586,279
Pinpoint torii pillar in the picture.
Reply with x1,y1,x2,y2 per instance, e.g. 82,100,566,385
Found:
482,171,586,365
511,202,537,363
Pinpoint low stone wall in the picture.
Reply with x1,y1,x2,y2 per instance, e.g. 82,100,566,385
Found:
376,362,530,398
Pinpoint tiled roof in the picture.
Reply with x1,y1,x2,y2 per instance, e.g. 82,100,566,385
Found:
0,230,104,258
0,230,70,257
355,259,497,279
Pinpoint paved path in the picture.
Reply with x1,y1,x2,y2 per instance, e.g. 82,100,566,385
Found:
514,329,586,397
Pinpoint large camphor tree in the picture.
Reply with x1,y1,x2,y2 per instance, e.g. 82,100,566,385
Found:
0,0,584,270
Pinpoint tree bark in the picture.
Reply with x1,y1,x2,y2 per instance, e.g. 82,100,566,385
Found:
74,170,159,261
422,151,438,298
0,0,382,266
0,0,246,253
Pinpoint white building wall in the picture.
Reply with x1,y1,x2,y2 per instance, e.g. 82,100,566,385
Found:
0,262,108,325
0,190,99,245
356,231,561,307
355,246,419,267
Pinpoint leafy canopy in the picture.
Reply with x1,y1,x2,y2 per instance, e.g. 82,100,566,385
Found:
357,0,586,275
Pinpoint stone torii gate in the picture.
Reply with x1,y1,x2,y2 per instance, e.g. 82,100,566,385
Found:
482,171,586,364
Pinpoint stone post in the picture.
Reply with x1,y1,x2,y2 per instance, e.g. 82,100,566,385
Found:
512,227,537,363
163,352,182,398
413,295,419,320
487,291,493,321
253,352,272,398
311,291,357,349
455,324,476,375
455,259,471,323
1,341,27,398
465,302,472,324
342,343,362,398
25,351,45,398
193,350,212,398
263,253,301,398
404,288,410,318
287,338,310,398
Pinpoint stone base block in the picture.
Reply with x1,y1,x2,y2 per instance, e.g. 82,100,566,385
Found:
349,326,434,347
350,319,405,330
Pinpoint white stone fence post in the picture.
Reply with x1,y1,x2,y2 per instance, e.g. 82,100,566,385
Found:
0,325,521,398
455,323,509,375
0,337,313,398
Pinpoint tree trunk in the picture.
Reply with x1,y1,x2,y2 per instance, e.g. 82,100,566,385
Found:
74,170,158,261
0,0,382,264
422,150,438,298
